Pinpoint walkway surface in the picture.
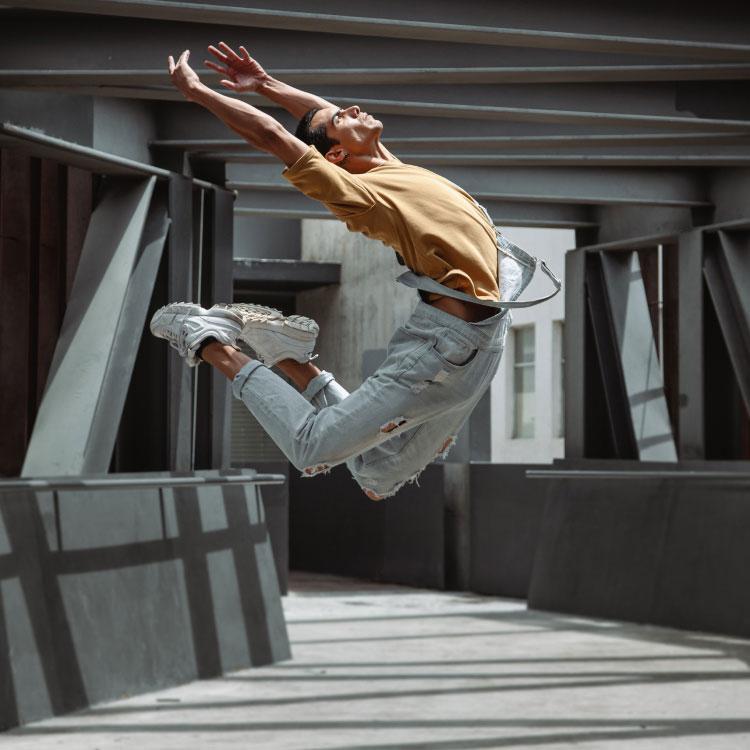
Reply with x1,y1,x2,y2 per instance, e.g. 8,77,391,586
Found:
5,572,750,749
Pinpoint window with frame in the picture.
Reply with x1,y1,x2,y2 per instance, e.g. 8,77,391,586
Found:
512,326,535,438
553,321,565,439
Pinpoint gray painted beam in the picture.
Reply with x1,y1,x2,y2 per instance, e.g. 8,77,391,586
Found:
564,250,585,458
234,259,341,292
213,148,750,167
677,231,705,459
0,123,170,178
22,178,158,476
0,122,209,189
10,80,750,131
305,154,750,167
209,188,235,469
596,205,695,245
6,13,738,75
585,255,638,458
259,96,750,131
232,188,597,228
600,251,677,462
167,175,196,471
85,192,171,471
6,63,750,86
703,231,750,414
575,218,750,253
155,132,750,152
227,163,709,207
12,1,750,59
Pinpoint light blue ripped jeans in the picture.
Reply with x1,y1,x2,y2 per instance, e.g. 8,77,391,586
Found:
232,301,511,499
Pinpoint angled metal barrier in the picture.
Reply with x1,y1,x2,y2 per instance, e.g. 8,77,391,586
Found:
0,471,286,494
526,469,750,481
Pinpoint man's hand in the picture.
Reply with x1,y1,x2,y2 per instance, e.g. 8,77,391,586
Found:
168,50,202,100
205,42,269,93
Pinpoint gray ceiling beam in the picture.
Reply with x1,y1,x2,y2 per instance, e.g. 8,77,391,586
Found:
153,102,750,143
3,14,725,72
5,74,748,128
11,1,750,60
218,152,750,168
576,217,750,253
155,132,750,151
225,165,709,208
9,80,748,132
298,97,750,132
4,63,750,86
232,187,597,228
234,259,341,292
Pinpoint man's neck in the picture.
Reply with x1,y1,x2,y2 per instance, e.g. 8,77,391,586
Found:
341,141,395,174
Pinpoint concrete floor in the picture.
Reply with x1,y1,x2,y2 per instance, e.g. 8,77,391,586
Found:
5,572,750,749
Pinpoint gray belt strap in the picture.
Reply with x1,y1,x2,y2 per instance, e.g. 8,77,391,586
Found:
396,258,561,310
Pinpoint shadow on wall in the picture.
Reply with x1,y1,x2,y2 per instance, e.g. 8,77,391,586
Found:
0,475,289,731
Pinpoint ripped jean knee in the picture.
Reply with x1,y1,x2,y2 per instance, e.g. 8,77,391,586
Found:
351,433,457,501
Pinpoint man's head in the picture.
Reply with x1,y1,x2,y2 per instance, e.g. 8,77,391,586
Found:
295,105,383,170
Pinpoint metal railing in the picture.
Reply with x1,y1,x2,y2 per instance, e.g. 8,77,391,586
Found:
526,469,750,482
0,472,286,494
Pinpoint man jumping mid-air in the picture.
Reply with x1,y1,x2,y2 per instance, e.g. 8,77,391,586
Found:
151,43,560,499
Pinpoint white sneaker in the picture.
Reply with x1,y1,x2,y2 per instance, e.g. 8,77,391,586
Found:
149,302,243,366
215,303,319,367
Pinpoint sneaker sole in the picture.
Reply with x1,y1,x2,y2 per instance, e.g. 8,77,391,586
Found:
152,301,243,330
214,303,318,342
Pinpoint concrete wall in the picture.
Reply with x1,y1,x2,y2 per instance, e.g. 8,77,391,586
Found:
297,219,417,392
234,216,301,260
288,459,750,641
289,464,445,589
0,473,290,731
528,461,750,639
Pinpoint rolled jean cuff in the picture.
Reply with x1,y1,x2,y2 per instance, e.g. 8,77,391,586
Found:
302,370,335,402
231,360,267,399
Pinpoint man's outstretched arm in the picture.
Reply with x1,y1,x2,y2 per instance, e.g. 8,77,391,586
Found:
169,50,308,167
204,42,333,119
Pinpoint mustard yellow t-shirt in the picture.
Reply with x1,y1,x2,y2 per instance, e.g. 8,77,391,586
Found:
282,146,500,302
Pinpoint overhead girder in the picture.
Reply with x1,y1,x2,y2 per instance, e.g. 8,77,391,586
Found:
4,13,729,73
9,1,750,58
7,82,749,134
225,164,709,207
214,150,750,167
153,132,750,153
233,188,598,229
4,64,750,87
153,103,750,144
4,71,749,124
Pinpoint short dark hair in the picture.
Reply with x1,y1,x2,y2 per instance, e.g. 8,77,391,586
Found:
295,108,339,156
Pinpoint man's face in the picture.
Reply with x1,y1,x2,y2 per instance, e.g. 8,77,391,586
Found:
311,105,383,155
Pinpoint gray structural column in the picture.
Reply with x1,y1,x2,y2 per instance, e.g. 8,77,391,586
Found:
211,188,235,469
195,186,235,469
677,230,705,459
22,177,165,476
704,230,750,414
168,174,195,470
600,251,677,461
564,249,586,458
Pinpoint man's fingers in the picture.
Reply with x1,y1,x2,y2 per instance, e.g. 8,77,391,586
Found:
218,41,242,61
239,45,252,62
179,49,190,65
207,44,228,63
204,60,232,77
167,55,175,74
220,80,237,90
